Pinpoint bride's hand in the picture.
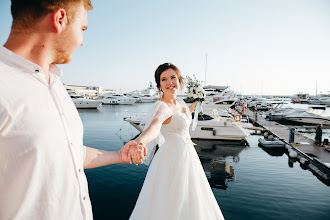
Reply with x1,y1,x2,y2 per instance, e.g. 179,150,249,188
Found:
189,101,199,112
138,143,147,157
128,143,146,165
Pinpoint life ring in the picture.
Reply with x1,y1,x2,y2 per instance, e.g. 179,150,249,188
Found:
234,114,242,122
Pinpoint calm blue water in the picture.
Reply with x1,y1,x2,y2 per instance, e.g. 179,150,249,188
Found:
80,104,330,220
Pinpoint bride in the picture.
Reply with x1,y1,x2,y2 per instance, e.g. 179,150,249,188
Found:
129,63,225,220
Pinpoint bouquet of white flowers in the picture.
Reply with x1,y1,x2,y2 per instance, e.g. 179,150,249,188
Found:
188,86,206,102
185,75,205,130
185,75,205,103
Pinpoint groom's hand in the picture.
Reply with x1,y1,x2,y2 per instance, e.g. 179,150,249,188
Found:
119,141,146,164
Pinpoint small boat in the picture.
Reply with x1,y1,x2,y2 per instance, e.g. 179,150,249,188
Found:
258,137,285,148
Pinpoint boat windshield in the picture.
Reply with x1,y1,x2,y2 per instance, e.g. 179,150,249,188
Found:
306,107,325,115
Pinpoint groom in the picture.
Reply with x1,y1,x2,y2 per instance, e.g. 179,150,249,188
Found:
0,0,145,219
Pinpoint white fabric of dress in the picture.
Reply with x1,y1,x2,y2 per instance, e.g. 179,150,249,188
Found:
130,99,225,220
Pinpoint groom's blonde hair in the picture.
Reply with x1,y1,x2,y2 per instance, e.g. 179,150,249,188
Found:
10,0,93,31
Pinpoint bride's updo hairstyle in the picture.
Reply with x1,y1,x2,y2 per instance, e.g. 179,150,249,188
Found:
154,63,184,92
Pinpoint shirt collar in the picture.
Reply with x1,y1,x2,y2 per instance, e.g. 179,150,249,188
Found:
0,45,63,78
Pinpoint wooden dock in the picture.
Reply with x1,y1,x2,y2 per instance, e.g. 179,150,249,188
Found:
240,108,330,184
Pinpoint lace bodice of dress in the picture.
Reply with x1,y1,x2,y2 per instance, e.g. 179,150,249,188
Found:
159,99,193,147
160,113,190,138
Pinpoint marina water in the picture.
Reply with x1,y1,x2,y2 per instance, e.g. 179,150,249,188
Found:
81,104,330,220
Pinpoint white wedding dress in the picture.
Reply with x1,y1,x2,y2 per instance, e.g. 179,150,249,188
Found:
129,100,225,220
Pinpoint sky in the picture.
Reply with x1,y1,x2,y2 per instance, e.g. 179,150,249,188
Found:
0,0,329,96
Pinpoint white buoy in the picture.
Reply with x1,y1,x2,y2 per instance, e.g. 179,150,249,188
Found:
289,150,297,158
300,158,307,164
285,144,291,149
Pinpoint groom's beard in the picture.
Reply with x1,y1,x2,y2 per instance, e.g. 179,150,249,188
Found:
53,38,72,64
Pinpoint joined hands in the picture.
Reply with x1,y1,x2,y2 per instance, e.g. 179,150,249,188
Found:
128,142,147,165
120,140,147,165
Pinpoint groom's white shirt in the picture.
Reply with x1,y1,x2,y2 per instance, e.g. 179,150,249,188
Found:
0,46,93,220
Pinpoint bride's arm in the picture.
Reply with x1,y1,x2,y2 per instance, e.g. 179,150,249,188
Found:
135,118,165,144
189,101,198,113
128,117,163,164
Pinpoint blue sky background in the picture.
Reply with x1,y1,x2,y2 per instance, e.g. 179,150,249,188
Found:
1,0,329,96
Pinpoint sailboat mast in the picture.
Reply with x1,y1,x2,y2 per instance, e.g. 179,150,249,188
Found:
204,53,207,86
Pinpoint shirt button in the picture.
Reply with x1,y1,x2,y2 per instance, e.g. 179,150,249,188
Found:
35,69,39,72
78,169,81,172
83,196,86,200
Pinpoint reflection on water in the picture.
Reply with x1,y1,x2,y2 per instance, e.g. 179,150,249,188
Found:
79,105,330,220
193,139,248,190
258,144,286,156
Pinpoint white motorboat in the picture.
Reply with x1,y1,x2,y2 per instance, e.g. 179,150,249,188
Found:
70,95,103,109
200,86,239,113
284,106,330,126
128,82,159,103
124,111,250,141
308,97,324,105
291,93,309,103
189,114,250,141
202,99,238,115
138,94,158,103
249,100,272,111
101,94,136,105
203,85,229,102
127,94,158,103
320,97,330,106
102,96,119,105
267,104,305,121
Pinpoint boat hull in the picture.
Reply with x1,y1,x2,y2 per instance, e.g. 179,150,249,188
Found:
285,116,330,125
258,138,285,148
124,117,250,141
72,99,103,109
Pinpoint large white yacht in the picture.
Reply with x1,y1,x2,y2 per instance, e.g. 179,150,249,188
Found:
125,82,159,103
70,95,103,109
101,94,136,105
123,110,250,141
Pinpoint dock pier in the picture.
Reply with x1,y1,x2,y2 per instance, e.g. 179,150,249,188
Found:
240,108,330,185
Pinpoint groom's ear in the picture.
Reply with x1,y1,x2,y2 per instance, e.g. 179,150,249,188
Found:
53,8,68,33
